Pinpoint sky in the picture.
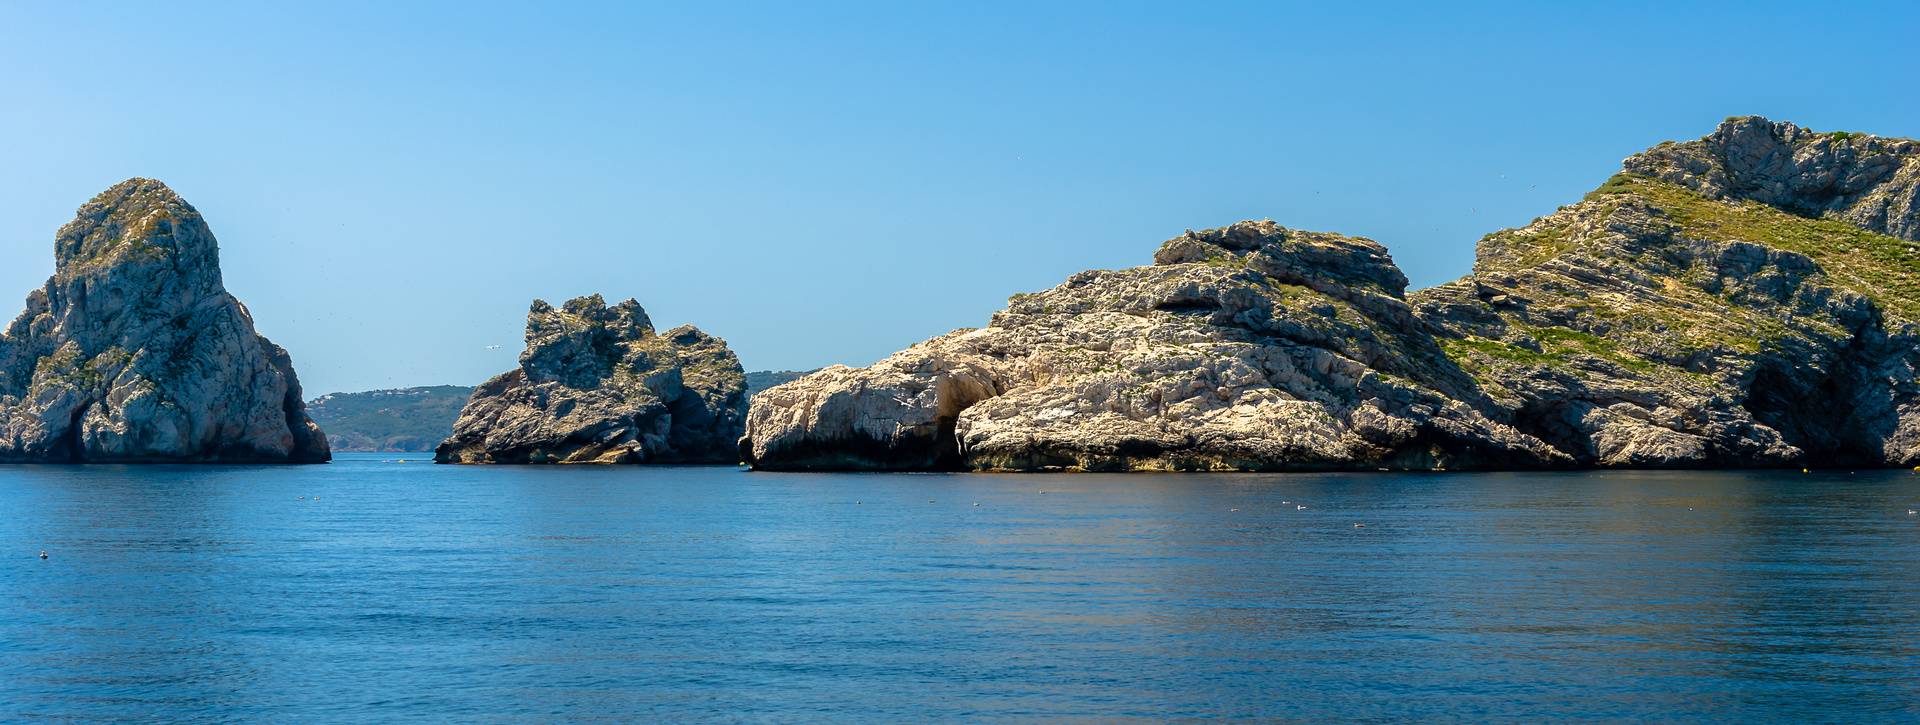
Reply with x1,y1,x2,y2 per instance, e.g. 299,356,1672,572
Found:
1,1,1915,396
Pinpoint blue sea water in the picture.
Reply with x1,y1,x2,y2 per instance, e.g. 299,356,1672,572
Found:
2,455,1917,724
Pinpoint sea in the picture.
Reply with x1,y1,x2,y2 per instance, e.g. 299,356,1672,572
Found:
3,454,1917,724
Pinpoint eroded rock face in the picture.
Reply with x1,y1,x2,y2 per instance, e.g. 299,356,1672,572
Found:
434,294,747,464
745,116,1920,471
0,178,329,462
1417,118,1920,467
737,332,1012,470
1625,115,1920,241
742,221,1568,471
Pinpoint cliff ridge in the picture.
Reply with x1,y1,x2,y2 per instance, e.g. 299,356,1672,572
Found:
744,116,1920,471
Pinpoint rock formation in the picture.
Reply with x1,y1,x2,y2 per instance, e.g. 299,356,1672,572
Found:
742,223,1568,471
434,294,747,463
1624,116,1918,241
0,178,329,462
742,116,1920,470
1416,116,1920,467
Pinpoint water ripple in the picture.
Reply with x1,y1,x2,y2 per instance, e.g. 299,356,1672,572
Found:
1,461,1916,723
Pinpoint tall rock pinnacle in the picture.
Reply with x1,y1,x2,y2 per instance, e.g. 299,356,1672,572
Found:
0,178,330,462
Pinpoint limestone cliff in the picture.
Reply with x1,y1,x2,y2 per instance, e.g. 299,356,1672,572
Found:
434,294,747,464
742,223,1566,471
743,116,1920,471
0,178,329,463
1623,116,1917,241
1416,116,1920,467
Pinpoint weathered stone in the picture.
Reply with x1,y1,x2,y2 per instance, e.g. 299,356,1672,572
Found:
0,178,329,462
744,116,1920,471
1418,119,1920,467
743,221,1567,471
1625,115,1920,241
435,294,747,464
737,333,1012,470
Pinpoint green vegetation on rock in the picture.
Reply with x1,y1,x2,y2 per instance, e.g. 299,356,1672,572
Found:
749,115,1920,472
435,295,749,464
0,178,328,463
1633,178,1920,322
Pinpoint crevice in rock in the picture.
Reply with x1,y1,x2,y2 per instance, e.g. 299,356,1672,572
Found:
62,403,90,463
932,414,963,469
1153,299,1223,313
1509,400,1592,463
667,392,718,461
1742,364,1876,465
757,425,959,471
282,387,322,462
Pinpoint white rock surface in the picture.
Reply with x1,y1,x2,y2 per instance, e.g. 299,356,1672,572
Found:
741,222,1565,471
743,117,1920,471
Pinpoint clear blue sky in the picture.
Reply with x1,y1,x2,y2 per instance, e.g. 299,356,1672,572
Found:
2,1,1914,396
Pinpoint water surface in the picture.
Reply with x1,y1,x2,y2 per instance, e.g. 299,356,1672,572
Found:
3,457,1917,723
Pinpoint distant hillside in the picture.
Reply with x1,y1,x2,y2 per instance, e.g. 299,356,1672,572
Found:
746,369,820,396
308,386,474,452
312,372,815,452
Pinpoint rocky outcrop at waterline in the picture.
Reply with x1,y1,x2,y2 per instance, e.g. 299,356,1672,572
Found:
434,294,747,464
742,116,1920,471
0,178,329,462
1417,117,1920,468
741,222,1568,471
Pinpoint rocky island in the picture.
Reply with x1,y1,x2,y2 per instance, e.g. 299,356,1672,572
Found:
0,179,329,463
434,294,747,463
742,116,1920,471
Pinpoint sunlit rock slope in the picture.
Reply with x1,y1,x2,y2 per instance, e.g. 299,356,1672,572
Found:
743,116,1920,470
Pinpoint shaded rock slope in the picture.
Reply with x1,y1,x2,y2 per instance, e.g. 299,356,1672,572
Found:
0,178,329,462
435,295,747,464
743,116,1920,471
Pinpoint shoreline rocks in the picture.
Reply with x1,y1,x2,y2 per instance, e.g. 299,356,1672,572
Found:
434,294,747,464
0,178,330,463
1416,117,1920,468
742,223,1567,472
743,116,1920,471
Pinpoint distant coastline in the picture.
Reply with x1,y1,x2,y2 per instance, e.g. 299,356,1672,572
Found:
306,386,472,452
313,371,822,452
745,369,819,396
